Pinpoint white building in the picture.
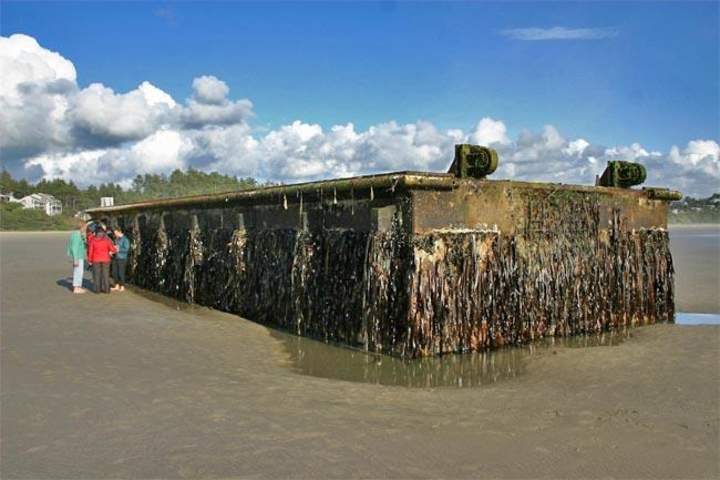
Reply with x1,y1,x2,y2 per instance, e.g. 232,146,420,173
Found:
19,193,62,216
100,197,114,207
0,193,19,203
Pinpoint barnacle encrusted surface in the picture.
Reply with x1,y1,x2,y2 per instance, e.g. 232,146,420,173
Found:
109,183,674,358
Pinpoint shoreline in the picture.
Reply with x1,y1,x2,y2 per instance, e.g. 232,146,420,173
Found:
669,223,720,228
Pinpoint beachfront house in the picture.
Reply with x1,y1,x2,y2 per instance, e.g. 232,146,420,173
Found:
19,193,62,216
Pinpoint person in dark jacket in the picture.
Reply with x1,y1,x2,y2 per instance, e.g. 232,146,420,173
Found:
111,227,130,292
88,228,116,293
105,223,115,242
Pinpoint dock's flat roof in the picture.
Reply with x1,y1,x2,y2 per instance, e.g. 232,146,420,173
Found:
86,171,457,214
86,170,671,215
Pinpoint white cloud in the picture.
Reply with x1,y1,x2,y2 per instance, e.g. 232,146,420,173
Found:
2,33,718,198
27,129,193,187
139,81,177,108
69,82,175,143
192,75,229,105
671,140,719,171
563,139,590,157
501,27,618,41
179,98,253,128
470,118,510,146
130,130,192,172
187,124,259,176
0,34,77,158
180,76,253,127
0,32,252,163
0,34,76,98
661,140,720,196
604,142,657,161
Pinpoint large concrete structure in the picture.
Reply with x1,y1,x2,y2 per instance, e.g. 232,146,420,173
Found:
88,150,681,358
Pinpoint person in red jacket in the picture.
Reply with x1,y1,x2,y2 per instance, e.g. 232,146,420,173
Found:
88,227,116,293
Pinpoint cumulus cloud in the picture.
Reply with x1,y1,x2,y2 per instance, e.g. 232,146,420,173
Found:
0,34,76,92
1,33,718,198
0,34,77,159
195,120,457,181
26,130,193,187
180,75,253,128
501,27,619,41
661,140,720,196
69,82,176,144
470,118,510,146
0,33,252,162
192,75,229,105
180,98,253,128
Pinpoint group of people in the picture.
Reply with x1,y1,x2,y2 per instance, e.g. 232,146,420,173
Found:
66,219,131,294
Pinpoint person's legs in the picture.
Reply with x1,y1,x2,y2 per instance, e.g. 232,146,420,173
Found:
72,259,85,293
116,259,127,290
101,262,111,293
111,259,119,290
92,263,102,293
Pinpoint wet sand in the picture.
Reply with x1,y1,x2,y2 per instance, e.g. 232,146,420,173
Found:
1,232,719,479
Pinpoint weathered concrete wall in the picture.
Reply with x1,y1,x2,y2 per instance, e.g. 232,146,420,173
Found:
93,174,675,358
406,183,673,356
411,180,669,234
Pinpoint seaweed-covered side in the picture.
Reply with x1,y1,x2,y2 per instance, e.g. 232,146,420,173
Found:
405,227,673,357
403,192,673,356
112,191,674,358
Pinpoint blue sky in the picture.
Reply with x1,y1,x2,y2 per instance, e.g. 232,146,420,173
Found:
0,1,718,195
3,1,717,150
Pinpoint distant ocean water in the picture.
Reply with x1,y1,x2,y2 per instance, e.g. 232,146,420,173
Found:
669,224,720,315
675,313,720,325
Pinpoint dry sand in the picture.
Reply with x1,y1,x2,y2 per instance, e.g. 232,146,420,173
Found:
1,232,719,479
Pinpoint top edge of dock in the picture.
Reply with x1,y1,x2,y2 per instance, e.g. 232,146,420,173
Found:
86,170,680,215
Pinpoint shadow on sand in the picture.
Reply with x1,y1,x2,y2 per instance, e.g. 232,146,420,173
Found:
56,277,96,292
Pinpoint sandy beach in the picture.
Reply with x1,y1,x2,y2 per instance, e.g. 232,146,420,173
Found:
1,231,718,479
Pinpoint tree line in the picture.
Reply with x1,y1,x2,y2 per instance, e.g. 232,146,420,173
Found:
1,169,262,214
669,193,720,224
